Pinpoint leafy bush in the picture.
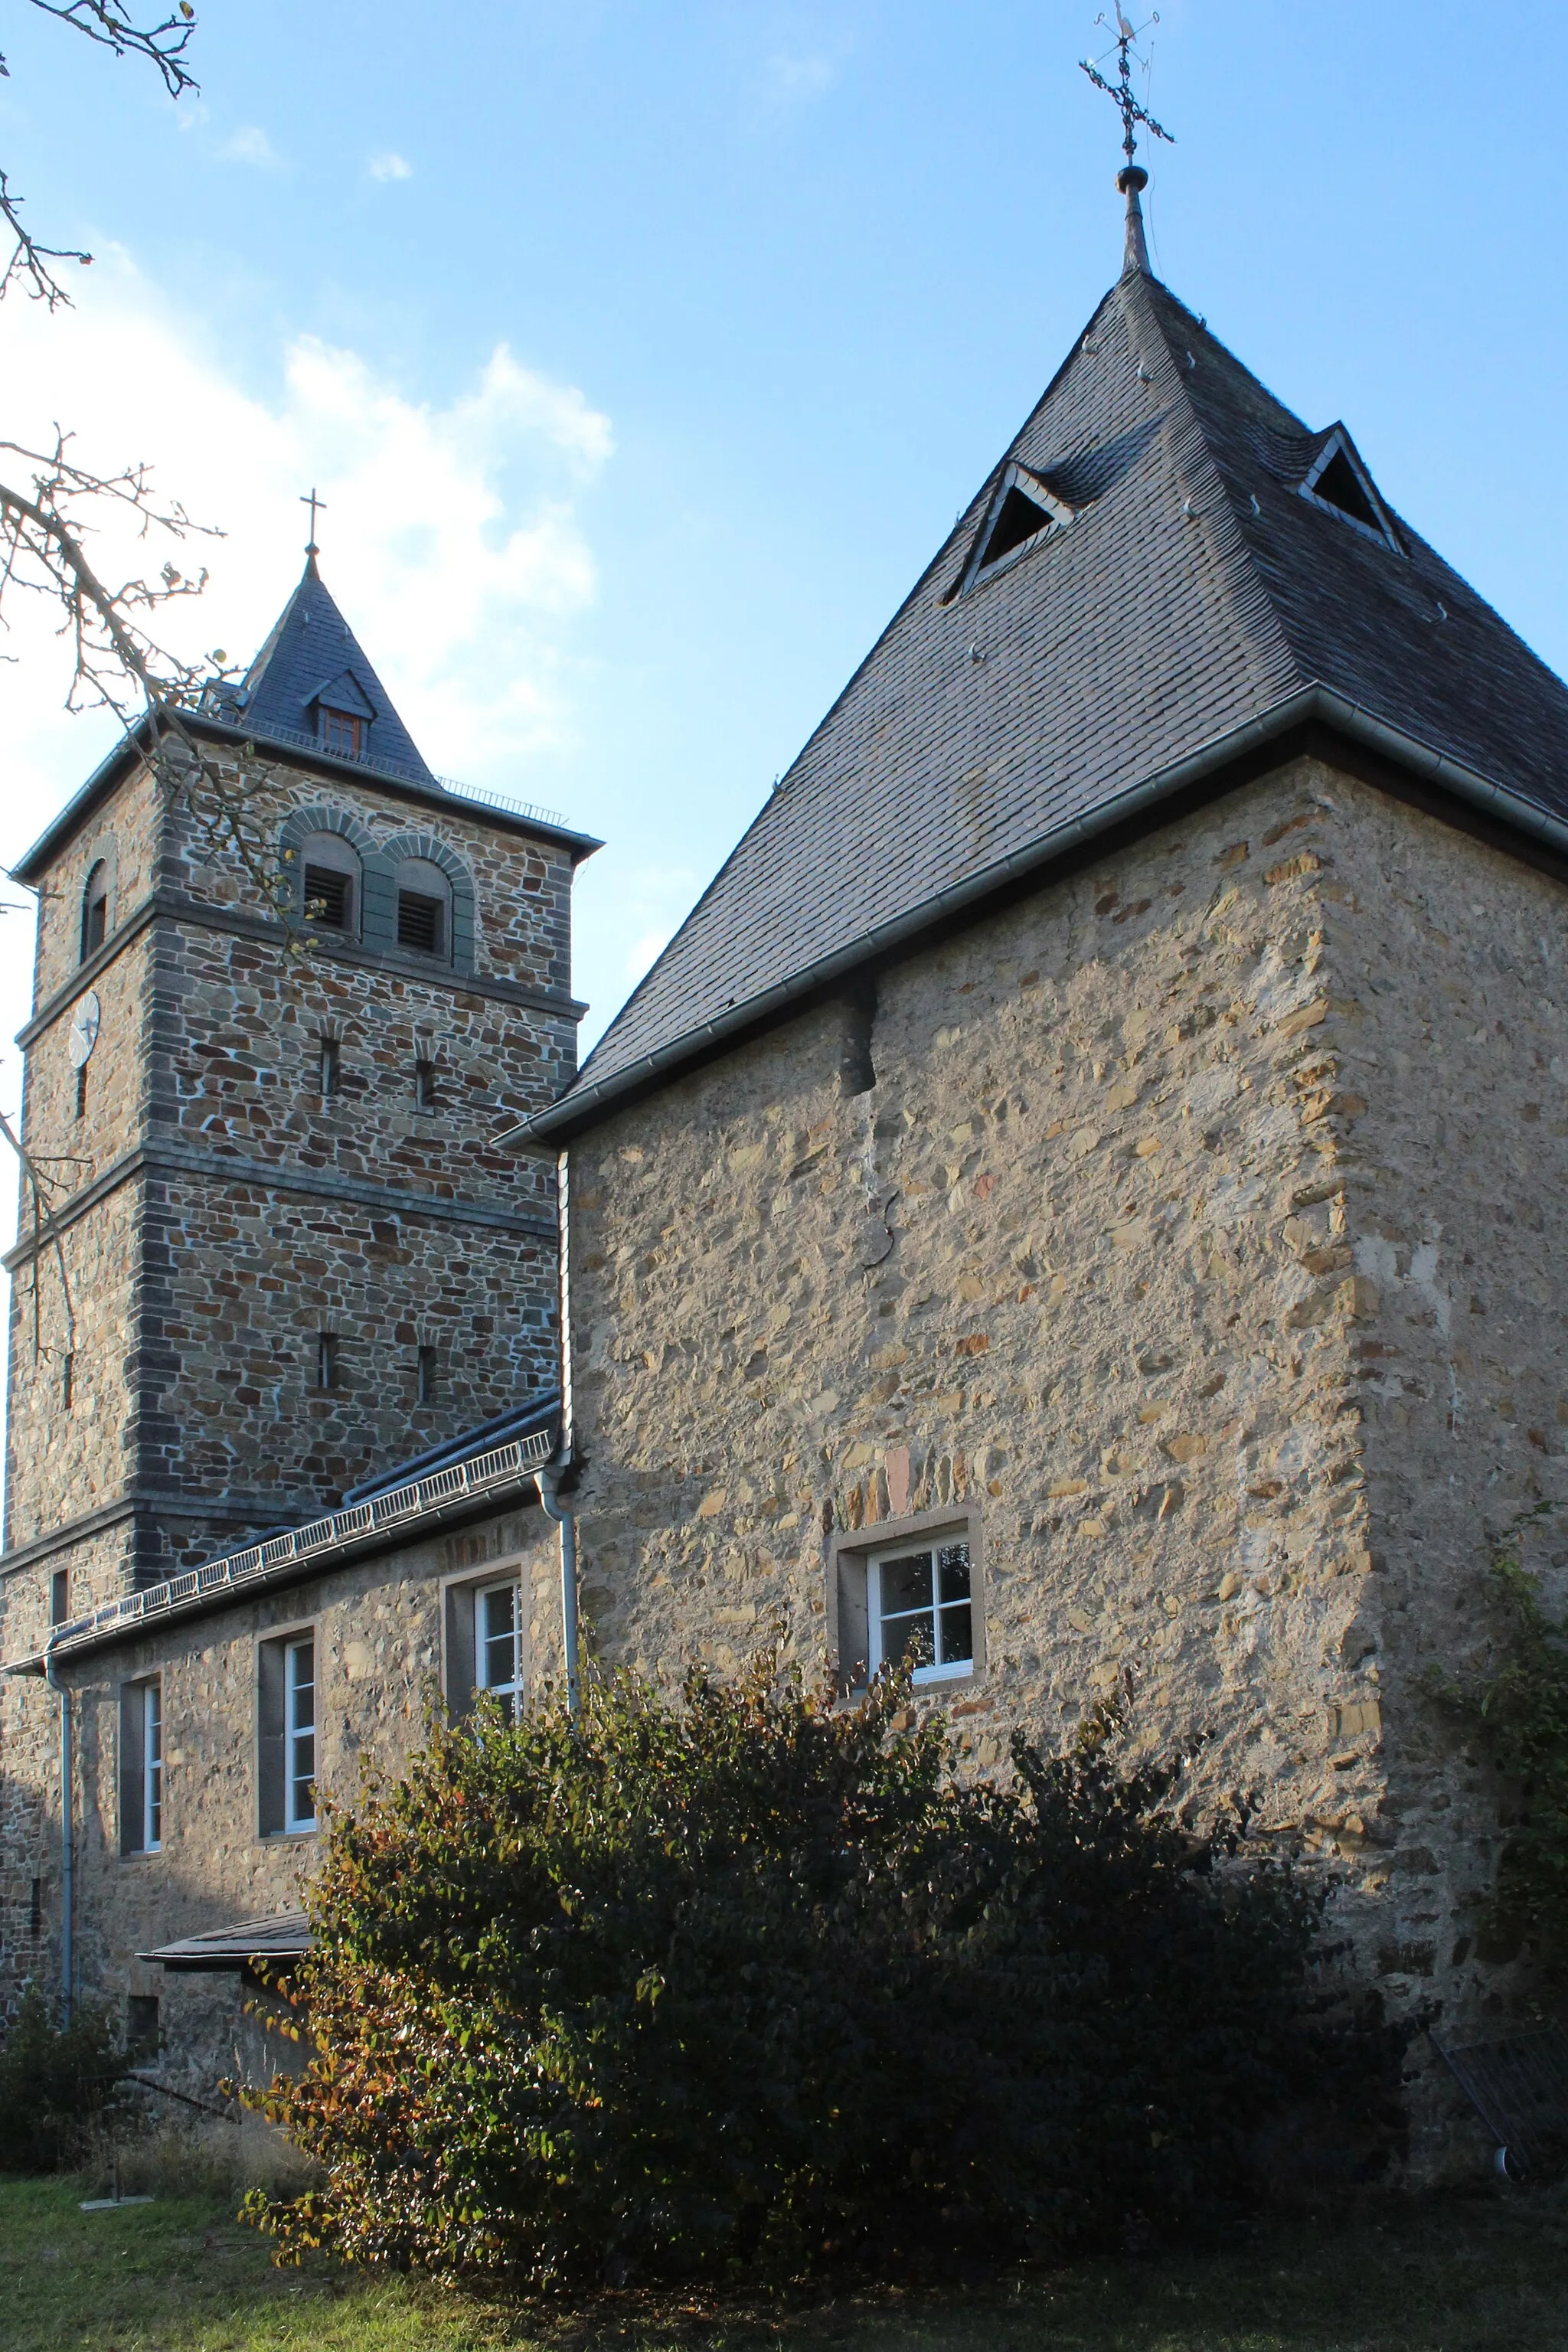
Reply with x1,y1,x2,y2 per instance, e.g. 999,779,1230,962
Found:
0,1985,131,2171
1431,1506,1568,1974
243,1655,1399,2289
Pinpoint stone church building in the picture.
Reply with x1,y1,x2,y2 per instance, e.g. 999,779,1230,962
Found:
5,175,1568,2166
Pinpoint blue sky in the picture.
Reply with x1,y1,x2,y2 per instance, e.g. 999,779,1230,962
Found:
2,0,1565,1080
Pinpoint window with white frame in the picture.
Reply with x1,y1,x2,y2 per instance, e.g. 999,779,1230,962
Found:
475,1579,523,1724
285,1636,316,1829
864,1537,975,1684
119,1675,163,1855
445,1571,524,1723
258,1629,318,1836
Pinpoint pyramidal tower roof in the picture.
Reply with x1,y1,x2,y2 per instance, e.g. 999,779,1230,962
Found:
537,193,1568,1138
237,555,437,787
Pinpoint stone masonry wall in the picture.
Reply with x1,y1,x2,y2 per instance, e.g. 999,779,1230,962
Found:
560,752,1568,2173
134,1172,555,1540
4,1499,558,2081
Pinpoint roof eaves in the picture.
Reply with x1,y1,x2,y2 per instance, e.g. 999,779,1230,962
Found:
5,1426,557,1674
526,682,1568,1145
11,714,603,880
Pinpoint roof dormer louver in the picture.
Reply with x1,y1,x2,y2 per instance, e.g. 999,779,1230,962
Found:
1299,430,1400,553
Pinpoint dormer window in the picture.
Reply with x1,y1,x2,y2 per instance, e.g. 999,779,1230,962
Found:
1298,429,1400,554
949,462,1075,600
319,707,364,757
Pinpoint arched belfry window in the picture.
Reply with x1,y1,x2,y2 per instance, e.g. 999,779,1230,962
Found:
395,856,453,959
299,831,362,935
80,861,109,962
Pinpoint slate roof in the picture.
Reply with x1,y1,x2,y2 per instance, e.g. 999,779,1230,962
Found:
139,1909,311,1971
535,256,1568,1138
234,554,438,785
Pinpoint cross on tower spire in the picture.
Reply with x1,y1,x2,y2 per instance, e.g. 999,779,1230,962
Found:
1080,9,1174,276
299,486,328,560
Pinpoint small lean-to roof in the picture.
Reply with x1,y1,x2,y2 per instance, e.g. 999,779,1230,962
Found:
139,1909,311,1972
535,256,1568,1138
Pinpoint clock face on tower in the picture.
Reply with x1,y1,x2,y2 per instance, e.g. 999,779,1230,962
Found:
67,991,101,1070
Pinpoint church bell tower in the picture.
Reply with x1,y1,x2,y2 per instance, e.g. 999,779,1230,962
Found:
2,556,596,1643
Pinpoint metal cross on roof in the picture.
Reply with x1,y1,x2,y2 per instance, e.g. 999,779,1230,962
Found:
299,486,328,555
1080,8,1174,167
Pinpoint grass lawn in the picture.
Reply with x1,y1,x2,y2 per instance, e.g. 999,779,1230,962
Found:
3,2174,1567,2352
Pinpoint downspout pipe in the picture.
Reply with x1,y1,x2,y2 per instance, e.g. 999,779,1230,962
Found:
537,1465,580,1719
44,1631,73,2021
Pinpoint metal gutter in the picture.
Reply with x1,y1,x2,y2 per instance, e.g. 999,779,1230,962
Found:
4,1428,556,1675
524,684,1568,1143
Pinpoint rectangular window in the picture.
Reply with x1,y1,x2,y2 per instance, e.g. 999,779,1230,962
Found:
75,1063,88,1121
444,1570,525,1724
475,1580,523,1725
861,1538,975,1687
84,892,107,955
119,1676,163,1855
416,1344,437,1406
318,1037,340,1098
397,891,444,956
29,1877,41,1937
316,1332,338,1391
61,1354,74,1411
413,1057,436,1111
258,1631,317,1836
51,1567,70,1625
126,1994,160,2062
303,865,351,929
319,708,364,756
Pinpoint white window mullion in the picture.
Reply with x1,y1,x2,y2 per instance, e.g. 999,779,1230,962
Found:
285,1637,316,1830
142,1680,162,1852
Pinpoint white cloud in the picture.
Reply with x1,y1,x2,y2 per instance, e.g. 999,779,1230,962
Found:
0,250,616,1112
220,125,283,169
367,152,413,183
765,51,836,101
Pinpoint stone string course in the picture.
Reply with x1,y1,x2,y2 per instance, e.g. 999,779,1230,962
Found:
2,744,574,2023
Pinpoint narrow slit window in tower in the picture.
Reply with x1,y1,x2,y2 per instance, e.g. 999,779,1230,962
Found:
316,1332,338,1392
60,1354,74,1412
51,1566,69,1623
80,862,108,961
416,1344,437,1406
318,1037,340,1098
75,1063,88,1121
414,1057,436,1111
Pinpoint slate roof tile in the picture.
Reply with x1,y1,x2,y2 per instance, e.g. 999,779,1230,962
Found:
544,261,1568,1132
238,556,437,785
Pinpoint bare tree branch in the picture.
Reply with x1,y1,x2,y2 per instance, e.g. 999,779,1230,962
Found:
0,1,199,305
0,431,298,924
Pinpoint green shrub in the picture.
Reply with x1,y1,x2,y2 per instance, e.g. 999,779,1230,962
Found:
1430,1505,1568,1974
243,1655,1399,2289
0,1985,131,2171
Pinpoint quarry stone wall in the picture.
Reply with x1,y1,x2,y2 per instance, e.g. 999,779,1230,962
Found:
2,1499,558,2087
560,753,1568,2171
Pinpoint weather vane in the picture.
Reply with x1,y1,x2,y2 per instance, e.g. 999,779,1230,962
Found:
1080,8,1173,168
300,486,327,557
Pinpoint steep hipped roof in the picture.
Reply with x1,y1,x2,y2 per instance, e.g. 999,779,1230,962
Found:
237,555,438,785
537,255,1568,1137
